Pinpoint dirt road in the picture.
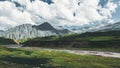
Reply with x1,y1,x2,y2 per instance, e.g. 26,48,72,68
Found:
2,45,120,58
23,47,120,58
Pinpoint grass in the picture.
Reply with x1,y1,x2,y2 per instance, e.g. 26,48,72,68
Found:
0,47,120,68
75,36,120,41
23,35,120,52
0,37,16,45
22,31,120,53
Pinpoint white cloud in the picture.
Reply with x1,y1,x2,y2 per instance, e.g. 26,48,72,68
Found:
98,0,117,19
0,1,34,30
0,17,17,26
0,0,119,30
119,1,120,6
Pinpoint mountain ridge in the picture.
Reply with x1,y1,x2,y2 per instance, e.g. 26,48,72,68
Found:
0,22,70,40
97,22,120,32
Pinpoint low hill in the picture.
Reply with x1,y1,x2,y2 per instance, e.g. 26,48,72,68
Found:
0,37,16,45
23,31,120,49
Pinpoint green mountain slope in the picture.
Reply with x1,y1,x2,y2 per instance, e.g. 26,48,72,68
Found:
0,37,16,45
23,31,120,48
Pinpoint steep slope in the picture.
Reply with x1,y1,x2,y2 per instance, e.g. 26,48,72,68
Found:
0,37,16,45
23,31,120,49
33,22,60,34
2,22,70,40
4,24,57,40
0,30,4,37
98,22,120,32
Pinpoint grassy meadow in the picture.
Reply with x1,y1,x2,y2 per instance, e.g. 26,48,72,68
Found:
22,31,120,52
0,31,120,68
0,47,120,68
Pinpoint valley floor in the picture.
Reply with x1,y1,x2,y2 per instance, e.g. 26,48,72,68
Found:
1,44,120,58
21,47,120,58
0,47,120,68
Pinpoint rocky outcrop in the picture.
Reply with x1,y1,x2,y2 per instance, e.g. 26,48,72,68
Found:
2,22,70,40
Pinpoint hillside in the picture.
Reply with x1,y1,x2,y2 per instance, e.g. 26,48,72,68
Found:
0,37,16,45
23,31,120,51
98,22,120,32
0,30,4,37
1,22,70,40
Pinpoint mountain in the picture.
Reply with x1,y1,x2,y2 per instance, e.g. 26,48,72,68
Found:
73,22,120,33
1,22,70,40
0,30,4,32
0,30,4,37
97,22,120,32
32,22,59,34
65,21,109,33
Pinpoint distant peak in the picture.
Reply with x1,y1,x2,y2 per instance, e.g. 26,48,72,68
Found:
41,0,54,5
0,30,4,32
40,22,51,26
32,22,56,31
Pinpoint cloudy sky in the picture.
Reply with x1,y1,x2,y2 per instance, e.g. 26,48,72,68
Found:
0,0,120,30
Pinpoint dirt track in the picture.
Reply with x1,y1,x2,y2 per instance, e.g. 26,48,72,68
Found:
2,45,120,58
23,47,120,58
